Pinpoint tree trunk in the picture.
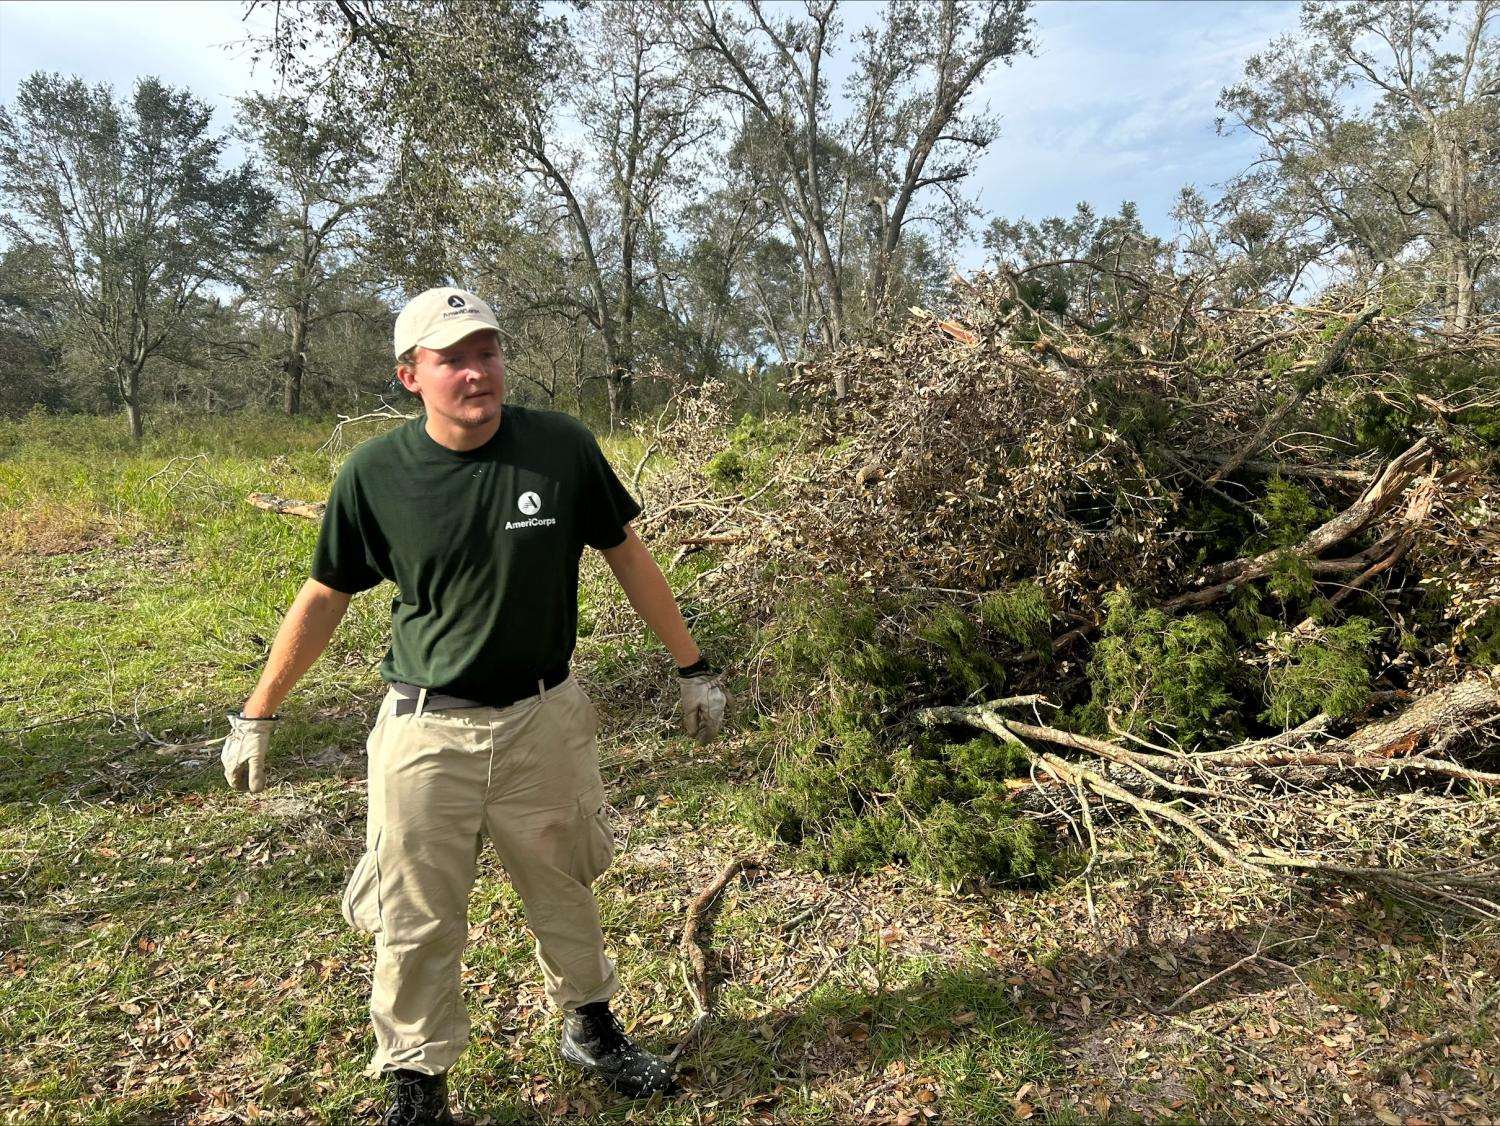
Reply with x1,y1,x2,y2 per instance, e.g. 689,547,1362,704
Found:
120,363,143,440
603,366,632,428
1451,246,1475,331
284,300,308,416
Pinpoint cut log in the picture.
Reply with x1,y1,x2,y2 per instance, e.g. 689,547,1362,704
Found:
1341,669,1500,759
247,493,325,521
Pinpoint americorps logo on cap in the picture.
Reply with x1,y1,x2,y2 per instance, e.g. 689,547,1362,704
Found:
447,295,466,308
517,491,542,515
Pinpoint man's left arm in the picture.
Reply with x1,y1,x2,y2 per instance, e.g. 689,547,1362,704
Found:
600,525,700,666
600,525,726,743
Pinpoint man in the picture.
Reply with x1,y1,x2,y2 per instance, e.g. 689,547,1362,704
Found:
220,288,726,1126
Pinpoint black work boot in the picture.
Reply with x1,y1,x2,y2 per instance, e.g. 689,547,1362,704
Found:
382,1069,454,1126
561,1001,678,1098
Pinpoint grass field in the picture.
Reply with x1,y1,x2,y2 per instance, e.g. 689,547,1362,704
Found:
2,413,1496,1124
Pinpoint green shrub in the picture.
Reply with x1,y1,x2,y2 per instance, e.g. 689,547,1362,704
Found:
1261,618,1380,727
1084,589,1246,748
1255,477,1330,548
703,413,805,492
745,580,1050,886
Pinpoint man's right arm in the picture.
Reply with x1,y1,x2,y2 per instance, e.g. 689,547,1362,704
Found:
241,577,352,717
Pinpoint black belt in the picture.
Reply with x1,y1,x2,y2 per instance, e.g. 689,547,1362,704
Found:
390,665,569,717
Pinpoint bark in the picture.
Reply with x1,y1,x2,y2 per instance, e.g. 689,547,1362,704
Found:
1342,670,1500,759
1168,438,1433,611
284,298,308,416
247,493,326,520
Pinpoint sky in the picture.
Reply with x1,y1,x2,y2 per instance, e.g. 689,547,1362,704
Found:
0,0,1303,270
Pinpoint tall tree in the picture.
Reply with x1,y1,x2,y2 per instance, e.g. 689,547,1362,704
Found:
512,1,708,424
1218,0,1499,326
0,74,267,437
251,0,563,288
681,0,1032,365
237,93,377,415
850,0,1033,321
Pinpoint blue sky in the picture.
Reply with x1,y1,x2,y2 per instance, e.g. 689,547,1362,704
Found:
0,0,1301,268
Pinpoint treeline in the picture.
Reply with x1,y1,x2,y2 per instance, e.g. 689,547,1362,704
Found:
0,0,1495,437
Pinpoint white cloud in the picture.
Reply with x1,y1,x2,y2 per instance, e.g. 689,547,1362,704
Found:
963,0,1301,248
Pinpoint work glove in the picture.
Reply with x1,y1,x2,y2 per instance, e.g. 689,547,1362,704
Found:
678,658,727,745
221,712,278,793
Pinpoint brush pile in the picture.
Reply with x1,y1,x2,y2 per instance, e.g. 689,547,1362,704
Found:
625,268,1500,915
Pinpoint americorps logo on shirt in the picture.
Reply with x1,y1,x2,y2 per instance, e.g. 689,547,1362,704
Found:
506,490,557,531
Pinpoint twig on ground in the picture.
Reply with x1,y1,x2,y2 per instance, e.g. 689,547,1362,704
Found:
671,856,764,1064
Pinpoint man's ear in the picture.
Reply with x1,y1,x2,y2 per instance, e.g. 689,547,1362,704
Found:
395,362,421,394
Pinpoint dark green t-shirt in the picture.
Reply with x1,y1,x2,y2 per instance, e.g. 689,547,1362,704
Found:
310,407,641,698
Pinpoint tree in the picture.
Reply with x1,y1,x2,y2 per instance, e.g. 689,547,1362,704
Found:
850,0,1033,321
510,1,708,425
1171,184,1325,308
1218,0,1499,326
237,94,377,415
985,201,1170,329
0,243,68,416
680,0,1031,378
0,74,268,437
251,0,563,288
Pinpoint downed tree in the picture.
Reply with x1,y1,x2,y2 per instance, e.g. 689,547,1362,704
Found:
915,675,1500,919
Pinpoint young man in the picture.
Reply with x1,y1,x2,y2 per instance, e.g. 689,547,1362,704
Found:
220,288,726,1125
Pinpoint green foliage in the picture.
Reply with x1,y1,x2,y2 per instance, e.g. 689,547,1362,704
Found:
1261,618,1381,728
912,583,1052,697
750,729,1051,886
916,604,1003,697
1085,589,1246,748
1267,551,1317,607
1255,477,1329,547
1226,581,1276,643
758,579,920,716
703,413,805,493
978,582,1052,654
0,73,271,437
1183,495,1255,568
1456,605,1500,667
746,581,1048,885
1351,392,1418,457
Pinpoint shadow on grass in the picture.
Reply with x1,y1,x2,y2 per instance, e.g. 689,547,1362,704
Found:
2,705,373,807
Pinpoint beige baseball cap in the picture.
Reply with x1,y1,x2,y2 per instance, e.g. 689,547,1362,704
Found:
393,287,500,358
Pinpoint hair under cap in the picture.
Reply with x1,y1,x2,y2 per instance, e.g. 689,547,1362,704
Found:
394,288,500,358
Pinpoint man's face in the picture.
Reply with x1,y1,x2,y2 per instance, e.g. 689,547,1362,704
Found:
397,329,506,442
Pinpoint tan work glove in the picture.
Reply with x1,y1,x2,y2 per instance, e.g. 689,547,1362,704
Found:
677,659,727,745
221,712,278,793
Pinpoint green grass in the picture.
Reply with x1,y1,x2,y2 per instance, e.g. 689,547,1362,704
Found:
6,413,1494,1125
1,414,1061,1123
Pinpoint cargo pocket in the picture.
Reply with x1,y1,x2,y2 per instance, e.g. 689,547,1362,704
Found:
340,832,383,934
575,785,614,885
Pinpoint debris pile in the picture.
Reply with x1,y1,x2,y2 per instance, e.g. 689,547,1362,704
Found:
630,269,1500,911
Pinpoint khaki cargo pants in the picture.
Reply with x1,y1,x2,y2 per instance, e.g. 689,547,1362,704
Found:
341,677,617,1075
